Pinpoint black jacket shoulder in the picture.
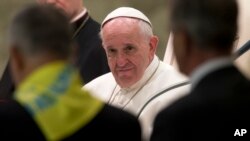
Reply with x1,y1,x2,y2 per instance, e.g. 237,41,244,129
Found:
0,101,141,141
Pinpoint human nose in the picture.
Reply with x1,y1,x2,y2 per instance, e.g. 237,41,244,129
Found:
116,53,128,67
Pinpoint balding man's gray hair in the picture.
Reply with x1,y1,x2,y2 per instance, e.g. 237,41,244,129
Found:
8,4,73,58
100,7,154,43
99,18,153,43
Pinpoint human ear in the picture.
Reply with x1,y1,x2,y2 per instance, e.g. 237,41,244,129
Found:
149,35,159,54
9,45,25,85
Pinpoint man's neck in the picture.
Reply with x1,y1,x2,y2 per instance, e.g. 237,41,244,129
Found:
71,8,87,23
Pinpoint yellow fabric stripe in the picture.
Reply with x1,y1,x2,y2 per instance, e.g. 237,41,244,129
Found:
14,61,103,141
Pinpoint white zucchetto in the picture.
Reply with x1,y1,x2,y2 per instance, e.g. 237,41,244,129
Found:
101,7,152,28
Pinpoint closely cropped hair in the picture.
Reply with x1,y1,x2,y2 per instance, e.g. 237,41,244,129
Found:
8,4,73,58
169,0,238,49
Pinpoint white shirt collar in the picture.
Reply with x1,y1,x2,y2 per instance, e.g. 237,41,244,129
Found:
70,8,87,23
190,57,233,90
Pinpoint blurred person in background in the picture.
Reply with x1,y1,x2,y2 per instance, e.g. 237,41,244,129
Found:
0,0,109,99
0,4,141,140
151,0,250,140
36,0,110,83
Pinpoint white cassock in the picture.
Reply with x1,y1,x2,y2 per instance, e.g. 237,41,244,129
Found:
84,55,190,140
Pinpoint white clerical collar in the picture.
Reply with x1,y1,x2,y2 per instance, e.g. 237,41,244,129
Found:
190,57,233,90
71,8,87,23
119,55,160,92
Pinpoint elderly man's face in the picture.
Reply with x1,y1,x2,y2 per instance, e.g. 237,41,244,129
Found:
36,0,82,19
102,18,156,88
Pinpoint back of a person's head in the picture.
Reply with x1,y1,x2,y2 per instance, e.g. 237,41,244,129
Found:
169,0,238,50
8,4,73,59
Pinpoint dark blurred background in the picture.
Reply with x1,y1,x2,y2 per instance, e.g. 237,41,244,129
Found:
0,0,169,77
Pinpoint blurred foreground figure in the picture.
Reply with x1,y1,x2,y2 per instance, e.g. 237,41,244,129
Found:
0,0,109,100
0,4,141,141
84,7,190,140
151,0,250,140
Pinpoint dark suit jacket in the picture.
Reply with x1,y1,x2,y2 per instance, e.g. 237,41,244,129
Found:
151,65,250,141
0,63,14,99
0,100,141,140
0,13,109,99
73,12,109,84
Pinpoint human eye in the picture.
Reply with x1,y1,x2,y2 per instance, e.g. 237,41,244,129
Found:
107,48,117,57
125,45,136,54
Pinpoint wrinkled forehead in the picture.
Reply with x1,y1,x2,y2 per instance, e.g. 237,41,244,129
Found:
103,17,140,28
101,17,152,44
101,17,143,40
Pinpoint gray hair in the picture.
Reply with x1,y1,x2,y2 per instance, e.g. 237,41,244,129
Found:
99,18,153,42
169,0,238,49
8,4,73,58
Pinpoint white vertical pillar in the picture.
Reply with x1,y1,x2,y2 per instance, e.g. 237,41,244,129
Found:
235,0,250,79
163,33,178,69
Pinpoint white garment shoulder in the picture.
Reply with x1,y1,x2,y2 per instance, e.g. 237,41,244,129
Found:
84,72,116,101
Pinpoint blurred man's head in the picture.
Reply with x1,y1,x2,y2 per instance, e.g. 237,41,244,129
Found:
36,0,84,20
100,7,158,88
8,4,73,85
169,0,238,75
